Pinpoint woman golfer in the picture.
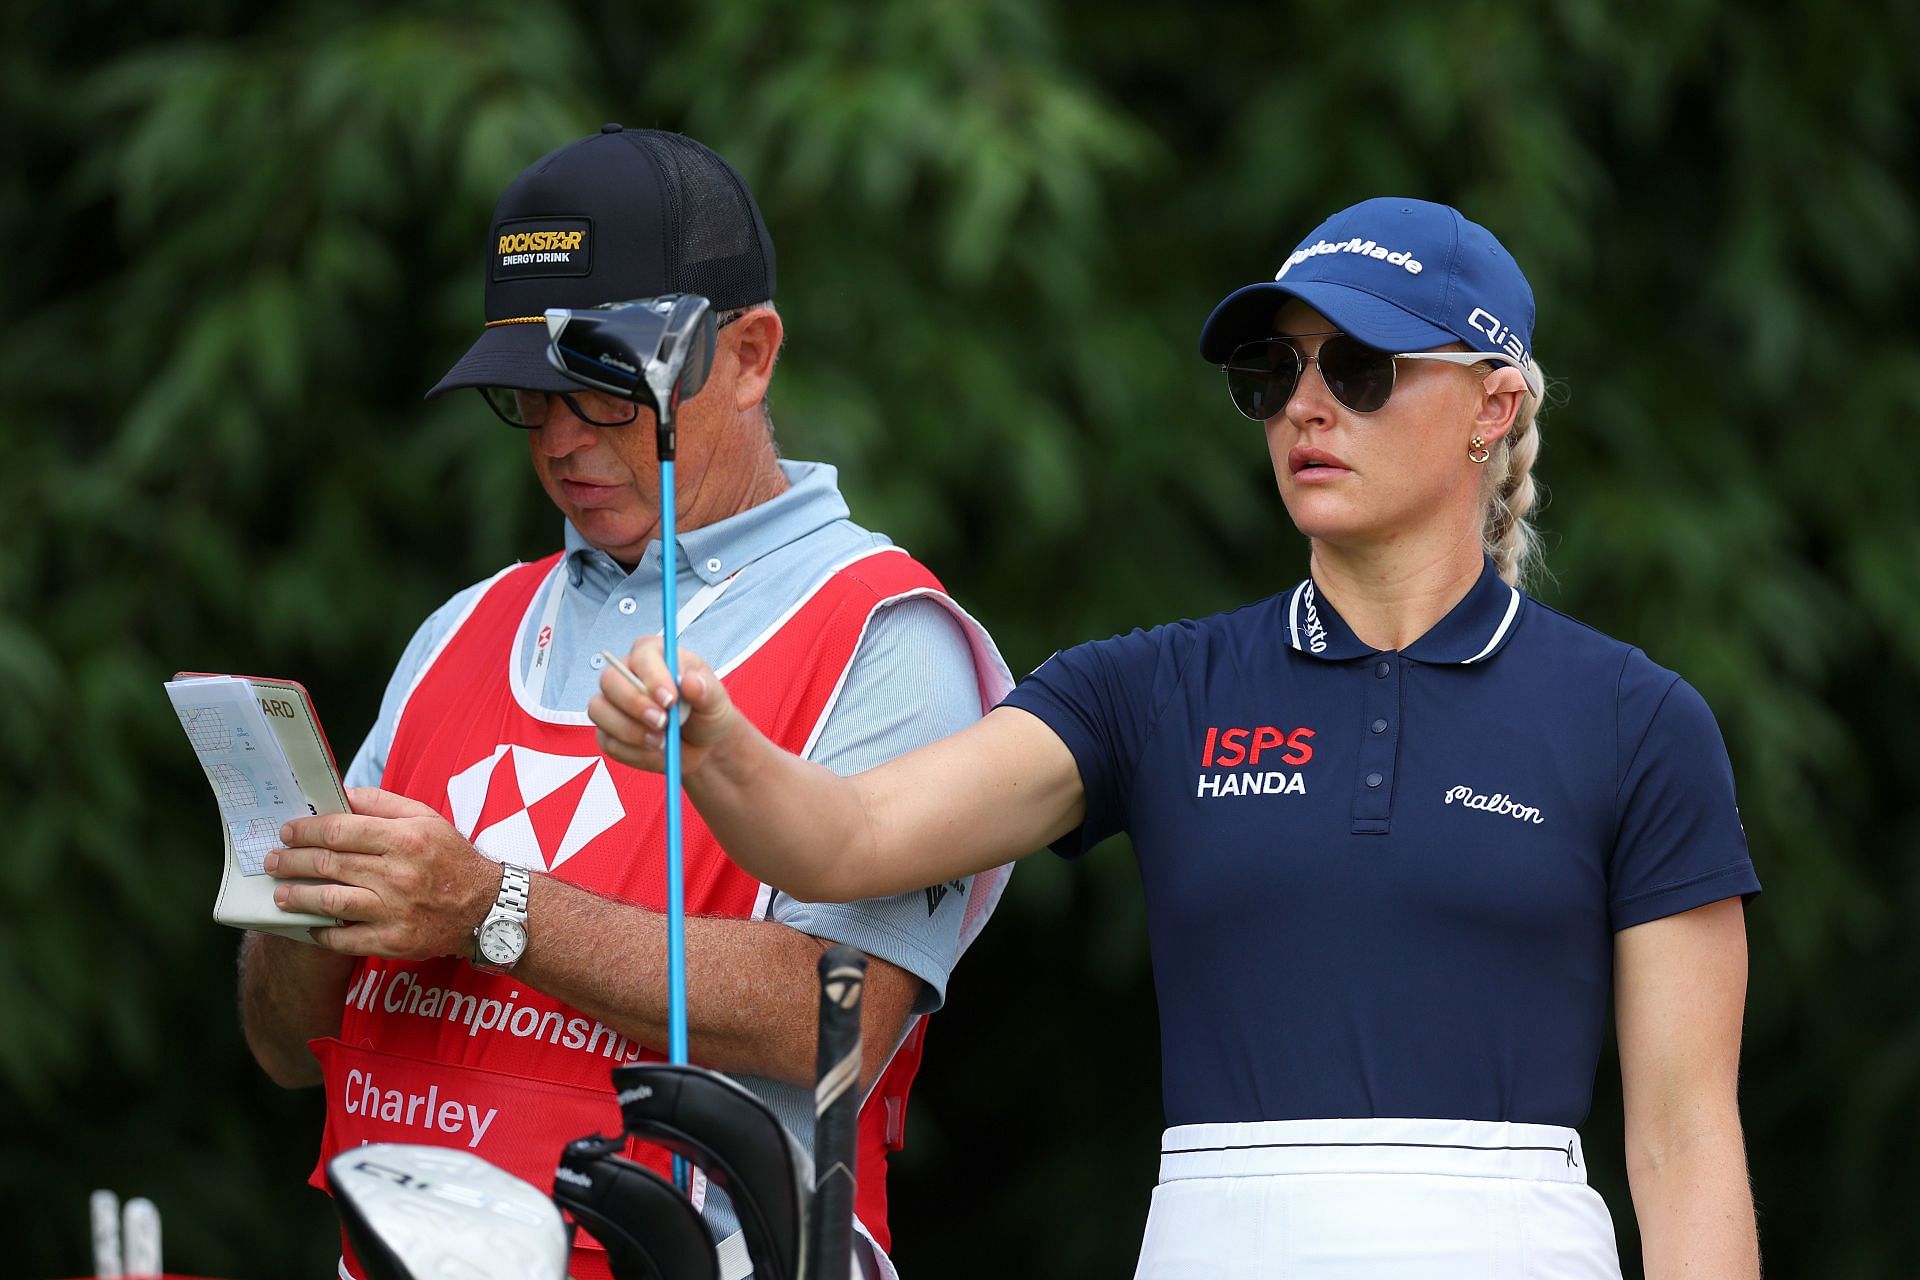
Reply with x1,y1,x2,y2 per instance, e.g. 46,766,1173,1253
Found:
590,198,1761,1278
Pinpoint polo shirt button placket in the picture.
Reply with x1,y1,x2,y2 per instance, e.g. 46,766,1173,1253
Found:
1353,656,1401,834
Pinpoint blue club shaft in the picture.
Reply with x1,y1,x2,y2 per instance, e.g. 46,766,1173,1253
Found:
660,454,690,1192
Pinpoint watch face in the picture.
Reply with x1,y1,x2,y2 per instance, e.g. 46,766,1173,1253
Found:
479,918,527,966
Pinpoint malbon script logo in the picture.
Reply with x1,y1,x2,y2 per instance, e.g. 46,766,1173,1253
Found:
1443,784,1544,824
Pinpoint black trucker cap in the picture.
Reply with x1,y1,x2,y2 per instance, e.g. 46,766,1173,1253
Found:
427,123,777,398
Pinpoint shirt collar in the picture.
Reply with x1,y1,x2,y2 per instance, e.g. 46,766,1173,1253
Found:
1281,574,1372,660
1283,555,1526,665
562,459,851,590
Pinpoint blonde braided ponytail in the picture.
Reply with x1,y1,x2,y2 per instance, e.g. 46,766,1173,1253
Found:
1481,363,1547,588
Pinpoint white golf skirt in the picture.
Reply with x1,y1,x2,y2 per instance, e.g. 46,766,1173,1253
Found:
1135,1117,1622,1279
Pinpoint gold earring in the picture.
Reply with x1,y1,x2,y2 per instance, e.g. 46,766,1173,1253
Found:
1468,436,1491,464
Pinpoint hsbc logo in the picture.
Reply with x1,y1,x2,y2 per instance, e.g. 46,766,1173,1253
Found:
446,744,626,871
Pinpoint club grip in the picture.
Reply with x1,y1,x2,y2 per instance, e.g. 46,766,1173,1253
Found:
806,945,867,1279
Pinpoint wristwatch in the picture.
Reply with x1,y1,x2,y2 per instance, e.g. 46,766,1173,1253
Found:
472,862,532,974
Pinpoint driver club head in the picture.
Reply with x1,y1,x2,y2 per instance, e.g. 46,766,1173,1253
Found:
327,1143,570,1280
544,294,718,449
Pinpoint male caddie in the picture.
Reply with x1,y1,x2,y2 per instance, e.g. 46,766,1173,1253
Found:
238,124,1012,1280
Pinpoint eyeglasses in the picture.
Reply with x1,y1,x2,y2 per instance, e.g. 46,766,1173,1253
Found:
1222,333,1538,421
476,386,644,429
476,385,648,429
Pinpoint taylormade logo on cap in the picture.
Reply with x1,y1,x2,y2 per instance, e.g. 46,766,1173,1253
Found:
1276,237,1424,280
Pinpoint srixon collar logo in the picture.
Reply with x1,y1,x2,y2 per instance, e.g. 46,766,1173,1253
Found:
447,744,627,871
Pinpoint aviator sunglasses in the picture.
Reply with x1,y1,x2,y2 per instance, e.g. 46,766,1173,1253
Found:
1223,332,1538,421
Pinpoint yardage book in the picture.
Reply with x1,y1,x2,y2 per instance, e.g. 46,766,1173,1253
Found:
164,673,348,941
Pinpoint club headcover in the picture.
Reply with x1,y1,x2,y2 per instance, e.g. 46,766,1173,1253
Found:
327,1143,569,1280
613,1062,812,1280
552,1135,720,1280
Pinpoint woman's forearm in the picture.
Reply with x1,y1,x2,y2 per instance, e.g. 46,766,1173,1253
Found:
1616,901,1757,1278
592,644,1085,901
685,715,886,902
1628,1123,1760,1279
688,710,1073,901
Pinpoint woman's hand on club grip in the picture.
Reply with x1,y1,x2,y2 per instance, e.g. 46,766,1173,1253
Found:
590,636,737,775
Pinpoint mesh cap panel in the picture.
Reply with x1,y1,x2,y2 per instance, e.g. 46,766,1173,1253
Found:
636,132,776,310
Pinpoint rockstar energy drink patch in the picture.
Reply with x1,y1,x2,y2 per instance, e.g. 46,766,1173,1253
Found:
492,217,592,281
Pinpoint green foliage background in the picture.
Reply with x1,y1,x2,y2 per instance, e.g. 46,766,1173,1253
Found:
4,1,1917,1275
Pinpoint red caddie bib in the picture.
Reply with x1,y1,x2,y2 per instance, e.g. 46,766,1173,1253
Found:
310,547,1007,1279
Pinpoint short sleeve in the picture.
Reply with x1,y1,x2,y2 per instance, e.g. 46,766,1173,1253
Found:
771,596,990,1012
1608,660,1761,931
343,578,494,789
998,621,1196,858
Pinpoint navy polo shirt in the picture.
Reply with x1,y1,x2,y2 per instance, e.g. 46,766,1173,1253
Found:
1001,557,1759,1130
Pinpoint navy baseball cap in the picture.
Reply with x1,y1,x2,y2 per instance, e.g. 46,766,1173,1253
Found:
1199,198,1539,389
428,124,776,399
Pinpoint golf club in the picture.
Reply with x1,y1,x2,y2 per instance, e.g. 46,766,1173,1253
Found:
807,947,869,1280
553,944,873,1280
546,292,719,1192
